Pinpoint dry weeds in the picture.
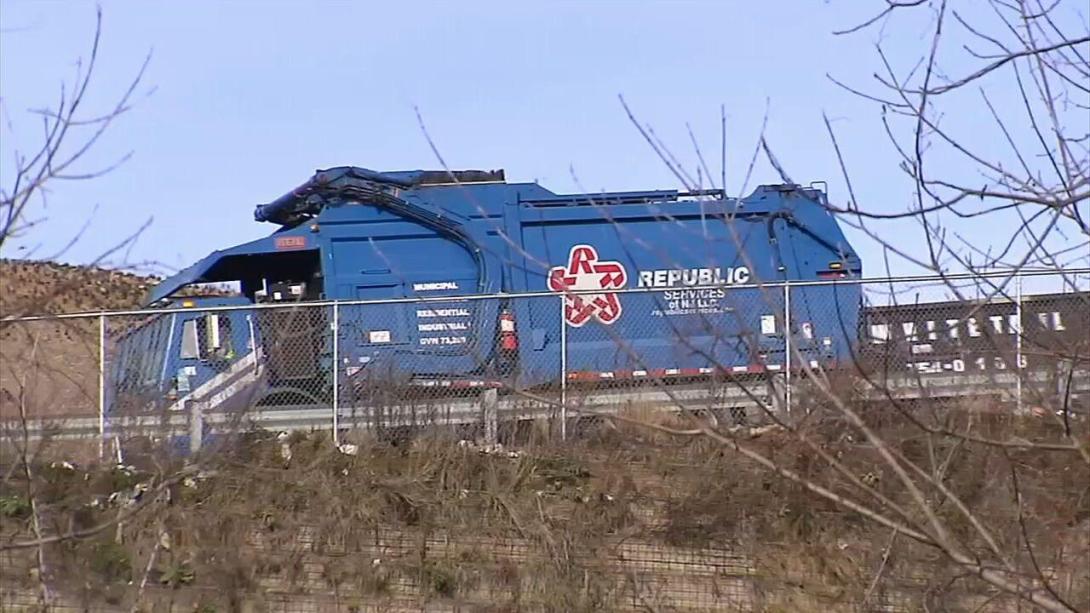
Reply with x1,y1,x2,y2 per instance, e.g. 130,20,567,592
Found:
2,406,1086,612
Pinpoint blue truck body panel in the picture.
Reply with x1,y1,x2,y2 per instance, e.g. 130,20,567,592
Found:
114,167,862,413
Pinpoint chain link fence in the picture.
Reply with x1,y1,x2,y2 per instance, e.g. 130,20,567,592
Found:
2,269,1087,456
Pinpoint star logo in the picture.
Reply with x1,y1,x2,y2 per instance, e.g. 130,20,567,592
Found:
547,245,627,326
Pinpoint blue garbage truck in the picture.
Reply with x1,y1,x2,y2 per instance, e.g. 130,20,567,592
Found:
109,167,862,415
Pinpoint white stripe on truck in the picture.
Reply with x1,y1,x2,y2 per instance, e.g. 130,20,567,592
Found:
165,351,258,412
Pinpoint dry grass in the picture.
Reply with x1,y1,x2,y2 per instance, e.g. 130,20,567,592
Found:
3,410,1087,611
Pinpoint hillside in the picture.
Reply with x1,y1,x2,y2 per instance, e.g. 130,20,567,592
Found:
0,259,239,419
3,426,1086,611
0,259,159,318
1,260,159,420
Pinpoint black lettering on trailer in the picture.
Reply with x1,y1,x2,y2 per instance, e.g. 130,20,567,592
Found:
859,291,1089,375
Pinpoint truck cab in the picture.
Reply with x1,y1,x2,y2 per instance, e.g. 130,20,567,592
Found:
109,295,261,417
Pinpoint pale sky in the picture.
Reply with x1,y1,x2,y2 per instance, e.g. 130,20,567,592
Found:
2,0,1087,292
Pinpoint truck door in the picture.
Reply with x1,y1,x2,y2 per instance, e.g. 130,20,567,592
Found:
172,310,255,409
329,231,499,381
348,284,413,348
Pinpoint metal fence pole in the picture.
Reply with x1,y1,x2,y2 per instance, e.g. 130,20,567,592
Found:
332,303,340,446
559,295,568,442
483,387,498,445
1015,274,1023,414
246,314,258,375
783,281,792,414
98,314,106,460
189,400,203,454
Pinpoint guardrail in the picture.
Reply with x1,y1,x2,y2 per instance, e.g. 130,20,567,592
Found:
5,369,1086,448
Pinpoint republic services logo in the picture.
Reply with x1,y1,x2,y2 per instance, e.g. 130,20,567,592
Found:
547,245,627,326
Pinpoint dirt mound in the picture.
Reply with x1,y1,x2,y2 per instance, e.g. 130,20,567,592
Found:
0,259,234,419
0,259,158,318
0,260,153,418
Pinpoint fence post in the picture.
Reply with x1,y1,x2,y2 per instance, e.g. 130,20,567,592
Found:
1015,274,1023,414
98,314,106,460
189,399,203,454
482,387,498,445
783,281,792,414
332,302,340,446
246,314,258,375
559,295,568,442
